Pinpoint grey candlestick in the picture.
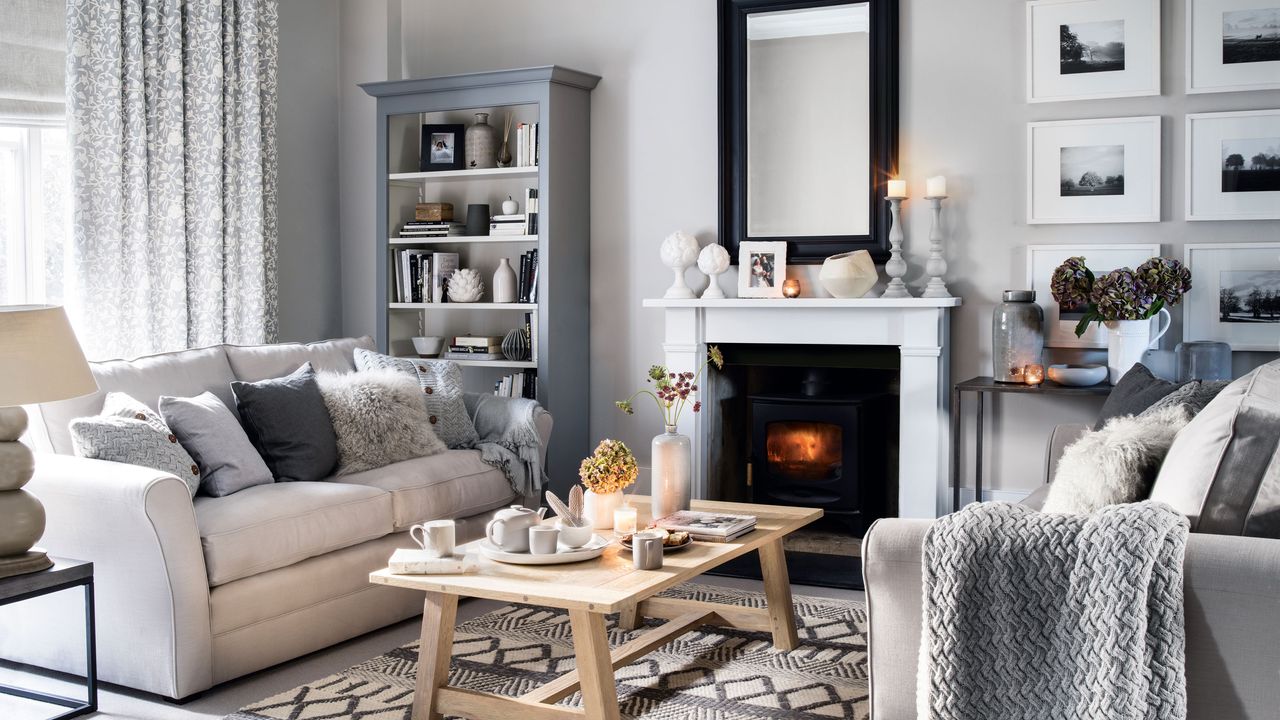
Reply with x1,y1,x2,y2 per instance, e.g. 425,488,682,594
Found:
922,195,951,298
881,197,911,298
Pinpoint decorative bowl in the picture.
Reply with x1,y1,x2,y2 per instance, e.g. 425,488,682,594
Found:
1048,363,1107,387
412,336,444,357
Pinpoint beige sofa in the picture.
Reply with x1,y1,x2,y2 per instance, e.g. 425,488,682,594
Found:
863,424,1280,720
0,337,551,700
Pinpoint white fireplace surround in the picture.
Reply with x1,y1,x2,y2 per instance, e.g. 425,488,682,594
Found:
644,296,961,519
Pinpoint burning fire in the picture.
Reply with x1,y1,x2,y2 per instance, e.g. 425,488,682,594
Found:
765,422,842,482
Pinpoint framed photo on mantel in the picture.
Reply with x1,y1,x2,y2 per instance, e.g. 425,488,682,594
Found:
1027,116,1161,224
1026,0,1161,103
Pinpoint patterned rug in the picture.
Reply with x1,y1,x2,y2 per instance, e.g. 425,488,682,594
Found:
225,584,869,720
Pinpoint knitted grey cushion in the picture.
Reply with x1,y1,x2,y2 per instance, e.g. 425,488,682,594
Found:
69,416,202,496
1140,379,1230,417
315,369,447,475
101,392,169,434
160,392,273,497
353,348,479,448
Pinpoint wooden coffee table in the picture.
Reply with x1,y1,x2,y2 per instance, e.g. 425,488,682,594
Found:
369,497,821,720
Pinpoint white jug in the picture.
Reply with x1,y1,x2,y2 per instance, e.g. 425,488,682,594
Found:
1104,308,1171,384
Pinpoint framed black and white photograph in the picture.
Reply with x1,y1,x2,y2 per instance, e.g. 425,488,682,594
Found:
1026,0,1160,102
1185,242,1280,350
1188,0,1280,93
419,124,465,172
1028,243,1161,348
1186,109,1280,220
1027,116,1161,224
737,241,787,298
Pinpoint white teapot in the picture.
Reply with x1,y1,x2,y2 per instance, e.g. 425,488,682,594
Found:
485,505,547,553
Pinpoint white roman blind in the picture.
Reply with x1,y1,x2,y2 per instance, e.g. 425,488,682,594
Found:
0,0,67,122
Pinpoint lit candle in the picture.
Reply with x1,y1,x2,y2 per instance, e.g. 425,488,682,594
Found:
926,175,947,197
886,179,908,199
782,278,801,298
614,506,637,535
1024,363,1045,386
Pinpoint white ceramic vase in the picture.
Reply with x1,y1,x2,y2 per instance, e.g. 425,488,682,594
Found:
1104,308,1171,384
582,489,622,530
493,258,517,303
651,425,691,521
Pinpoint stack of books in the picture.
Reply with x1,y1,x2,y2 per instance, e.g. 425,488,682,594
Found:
524,188,539,235
516,250,539,303
489,214,527,236
441,335,504,361
495,369,536,399
515,122,539,167
655,510,757,543
399,221,465,238
392,251,457,303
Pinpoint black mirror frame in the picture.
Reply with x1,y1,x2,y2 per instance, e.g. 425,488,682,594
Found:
718,0,899,264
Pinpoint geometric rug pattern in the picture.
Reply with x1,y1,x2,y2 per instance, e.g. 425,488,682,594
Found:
225,583,869,720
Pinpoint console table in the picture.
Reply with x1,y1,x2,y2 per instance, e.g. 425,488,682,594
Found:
0,558,96,719
951,376,1111,512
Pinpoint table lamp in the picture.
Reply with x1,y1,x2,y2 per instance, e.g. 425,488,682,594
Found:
0,306,97,578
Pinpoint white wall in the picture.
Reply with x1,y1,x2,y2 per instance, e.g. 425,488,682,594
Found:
323,0,1280,497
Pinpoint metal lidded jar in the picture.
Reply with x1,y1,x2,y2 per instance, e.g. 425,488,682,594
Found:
992,290,1044,383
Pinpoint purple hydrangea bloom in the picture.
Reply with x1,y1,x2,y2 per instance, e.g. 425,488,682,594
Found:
1091,268,1147,320
1135,257,1192,307
1050,256,1092,307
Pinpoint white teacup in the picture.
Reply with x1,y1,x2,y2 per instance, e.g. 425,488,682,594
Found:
556,519,593,549
410,519,456,559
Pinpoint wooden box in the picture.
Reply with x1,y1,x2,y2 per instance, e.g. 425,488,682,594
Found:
415,203,454,222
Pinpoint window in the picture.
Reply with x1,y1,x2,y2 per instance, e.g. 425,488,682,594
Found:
0,125,71,305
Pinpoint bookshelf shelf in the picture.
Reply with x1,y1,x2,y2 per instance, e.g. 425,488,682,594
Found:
393,356,538,369
389,235,538,246
388,302,537,311
388,166,538,183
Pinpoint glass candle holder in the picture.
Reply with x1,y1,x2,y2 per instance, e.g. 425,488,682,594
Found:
1024,363,1045,385
782,278,801,298
613,506,637,535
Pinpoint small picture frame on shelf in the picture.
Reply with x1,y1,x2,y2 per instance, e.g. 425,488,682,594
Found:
420,124,465,172
1026,116,1161,224
1187,0,1280,94
1027,243,1160,348
737,241,787,298
1186,109,1280,221
1026,0,1160,103
1184,242,1280,350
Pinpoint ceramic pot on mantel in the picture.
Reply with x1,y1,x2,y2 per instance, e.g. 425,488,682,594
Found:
583,489,622,530
1105,308,1171,384
651,425,691,521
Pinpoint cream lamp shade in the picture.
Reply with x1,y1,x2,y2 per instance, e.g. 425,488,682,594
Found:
0,305,97,407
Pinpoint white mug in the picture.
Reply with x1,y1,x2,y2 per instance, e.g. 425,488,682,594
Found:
410,520,456,559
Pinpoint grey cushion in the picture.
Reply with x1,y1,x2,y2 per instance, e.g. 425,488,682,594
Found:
68,416,202,496
1150,361,1280,538
315,369,447,475
353,348,479,448
1094,363,1184,430
224,336,376,382
338,450,515,530
160,392,273,497
1141,379,1231,417
101,392,169,434
231,363,338,483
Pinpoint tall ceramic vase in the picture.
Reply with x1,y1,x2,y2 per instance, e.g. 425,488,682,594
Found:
651,425,691,521
583,489,622,530
1104,308,1171,384
464,112,497,169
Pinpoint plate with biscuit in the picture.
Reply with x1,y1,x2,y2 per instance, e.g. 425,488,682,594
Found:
619,528,693,553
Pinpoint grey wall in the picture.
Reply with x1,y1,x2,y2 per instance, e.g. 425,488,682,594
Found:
276,0,342,342
321,0,1280,497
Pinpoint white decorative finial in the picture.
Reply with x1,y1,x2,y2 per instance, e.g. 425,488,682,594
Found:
697,244,730,299
660,231,700,299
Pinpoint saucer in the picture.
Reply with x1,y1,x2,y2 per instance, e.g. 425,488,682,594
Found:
479,534,610,565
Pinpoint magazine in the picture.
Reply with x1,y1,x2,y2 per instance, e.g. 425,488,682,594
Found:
656,510,756,537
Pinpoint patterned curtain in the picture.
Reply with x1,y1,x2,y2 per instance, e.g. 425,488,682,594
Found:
67,0,279,360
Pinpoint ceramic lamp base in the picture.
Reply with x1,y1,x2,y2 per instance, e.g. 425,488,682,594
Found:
0,548,52,579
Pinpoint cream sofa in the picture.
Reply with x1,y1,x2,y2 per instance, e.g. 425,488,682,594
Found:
1,337,551,700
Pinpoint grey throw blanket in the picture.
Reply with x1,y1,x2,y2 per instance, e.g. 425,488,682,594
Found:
920,501,1189,720
463,393,546,498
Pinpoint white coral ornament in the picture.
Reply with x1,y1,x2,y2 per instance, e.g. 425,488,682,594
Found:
697,244,730,299
660,230,700,299
447,268,485,303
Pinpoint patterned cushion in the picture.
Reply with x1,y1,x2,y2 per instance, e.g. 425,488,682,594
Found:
101,392,169,434
353,348,479,448
69,416,202,496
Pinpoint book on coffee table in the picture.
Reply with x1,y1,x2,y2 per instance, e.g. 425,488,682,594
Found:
655,510,757,541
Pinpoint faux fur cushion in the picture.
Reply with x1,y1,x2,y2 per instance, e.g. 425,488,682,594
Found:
316,369,448,475
1042,405,1192,514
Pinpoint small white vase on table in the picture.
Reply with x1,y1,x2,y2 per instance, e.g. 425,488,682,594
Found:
577,439,638,530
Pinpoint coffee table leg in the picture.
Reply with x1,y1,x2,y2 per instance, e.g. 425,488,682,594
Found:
413,591,458,720
617,603,641,631
568,608,621,720
759,539,800,651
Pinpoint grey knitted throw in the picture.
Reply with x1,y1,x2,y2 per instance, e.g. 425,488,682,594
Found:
921,501,1189,720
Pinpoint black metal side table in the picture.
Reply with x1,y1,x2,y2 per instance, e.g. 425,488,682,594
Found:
951,376,1111,512
0,558,96,719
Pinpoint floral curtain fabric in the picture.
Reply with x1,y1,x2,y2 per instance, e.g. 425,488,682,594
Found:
67,0,278,359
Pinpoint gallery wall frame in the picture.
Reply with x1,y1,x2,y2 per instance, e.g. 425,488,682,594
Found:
1184,242,1280,350
1187,0,1280,94
1026,0,1161,103
1027,116,1162,224
1027,243,1163,348
1186,109,1280,220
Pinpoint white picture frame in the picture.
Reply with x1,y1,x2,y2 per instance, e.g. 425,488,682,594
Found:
1027,116,1162,224
1186,109,1280,220
1027,243,1162,348
1026,0,1161,103
1187,0,1280,94
1184,242,1280,350
737,241,787,298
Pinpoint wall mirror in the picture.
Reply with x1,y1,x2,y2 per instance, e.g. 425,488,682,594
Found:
719,0,898,263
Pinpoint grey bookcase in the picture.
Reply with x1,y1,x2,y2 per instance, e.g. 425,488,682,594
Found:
362,66,598,493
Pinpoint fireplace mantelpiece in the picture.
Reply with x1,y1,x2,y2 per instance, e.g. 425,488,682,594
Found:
643,297,961,518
